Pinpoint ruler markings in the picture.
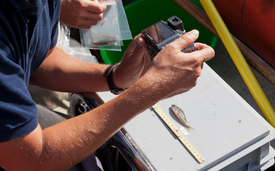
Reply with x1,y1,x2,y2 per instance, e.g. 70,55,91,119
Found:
151,104,205,163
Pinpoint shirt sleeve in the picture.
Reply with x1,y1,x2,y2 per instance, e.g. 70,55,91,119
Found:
0,44,38,143
49,0,61,49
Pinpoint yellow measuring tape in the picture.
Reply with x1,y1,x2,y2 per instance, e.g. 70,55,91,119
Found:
151,104,205,163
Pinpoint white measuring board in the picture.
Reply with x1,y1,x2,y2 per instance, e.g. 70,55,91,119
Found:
98,64,275,171
151,104,205,163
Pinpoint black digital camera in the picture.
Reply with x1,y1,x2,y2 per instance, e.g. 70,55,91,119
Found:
141,16,196,58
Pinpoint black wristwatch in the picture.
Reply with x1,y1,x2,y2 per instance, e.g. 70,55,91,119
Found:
103,63,125,95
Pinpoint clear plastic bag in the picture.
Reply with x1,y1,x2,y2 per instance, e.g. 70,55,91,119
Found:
58,23,99,64
80,1,122,51
115,0,132,40
78,0,132,51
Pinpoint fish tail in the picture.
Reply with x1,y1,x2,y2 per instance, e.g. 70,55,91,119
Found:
187,126,194,132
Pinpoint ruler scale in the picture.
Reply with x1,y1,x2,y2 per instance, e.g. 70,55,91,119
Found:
151,104,205,163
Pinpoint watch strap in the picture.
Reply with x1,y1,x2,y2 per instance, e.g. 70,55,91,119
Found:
103,63,125,95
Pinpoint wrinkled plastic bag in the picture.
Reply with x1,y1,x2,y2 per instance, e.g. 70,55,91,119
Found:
57,23,99,64
114,0,132,40
80,1,122,51
78,0,132,51
97,0,132,40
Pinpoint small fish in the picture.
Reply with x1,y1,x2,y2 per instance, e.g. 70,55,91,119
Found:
89,35,119,46
90,39,118,46
171,104,194,132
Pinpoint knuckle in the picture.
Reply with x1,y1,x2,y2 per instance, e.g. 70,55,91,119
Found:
190,68,201,79
188,65,202,80
190,80,197,87
74,0,83,8
189,80,197,89
194,64,202,78
94,5,104,13
194,69,202,78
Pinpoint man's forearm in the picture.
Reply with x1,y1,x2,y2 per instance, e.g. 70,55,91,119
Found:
30,47,110,92
12,29,216,171
0,72,157,171
41,74,155,170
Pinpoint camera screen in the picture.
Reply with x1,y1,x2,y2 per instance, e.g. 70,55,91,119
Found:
143,21,175,44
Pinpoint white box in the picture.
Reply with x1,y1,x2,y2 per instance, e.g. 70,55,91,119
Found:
98,64,275,171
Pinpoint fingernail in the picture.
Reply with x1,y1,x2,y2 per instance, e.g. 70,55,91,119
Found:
138,38,143,47
190,29,199,37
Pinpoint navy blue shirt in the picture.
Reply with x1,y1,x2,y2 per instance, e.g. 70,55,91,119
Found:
0,0,60,142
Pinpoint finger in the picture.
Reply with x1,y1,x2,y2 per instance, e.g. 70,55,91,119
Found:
191,43,215,62
68,17,99,29
85,1,107,14
129,37,148,63
125,34,144,53
75,21,99,29
168,29,199,53
194,42,211,50
122,35,150,68
76,9,104,21
84,12,104,21
74,10,105,29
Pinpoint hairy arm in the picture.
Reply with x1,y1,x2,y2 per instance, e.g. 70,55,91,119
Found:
0,30,214,171
30,34,150,92
30,46,110,92
0,77,157,171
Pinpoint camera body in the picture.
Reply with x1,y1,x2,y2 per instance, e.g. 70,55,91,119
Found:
141,16,196,58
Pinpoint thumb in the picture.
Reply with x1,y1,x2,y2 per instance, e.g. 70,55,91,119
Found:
124,36,147,61
170,29,199,52
135,37,147,55
130,37,148,63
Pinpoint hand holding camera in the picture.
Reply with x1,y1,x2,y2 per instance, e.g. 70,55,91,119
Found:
113,16,214,99
138,30,214,100
141,16,197,59
134,16,215,99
